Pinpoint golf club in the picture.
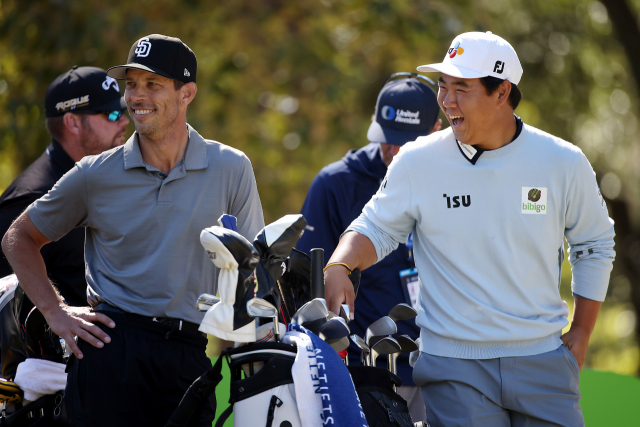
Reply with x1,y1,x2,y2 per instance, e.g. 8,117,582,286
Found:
318,317,350,344
365,316,397,347
339,304,350,323
247,298,279,342
388,303,417,322
387,335,418,375
328,335,350,352
350,334,370,366
196,293,220,312
370,337,401,367
291,298,328,325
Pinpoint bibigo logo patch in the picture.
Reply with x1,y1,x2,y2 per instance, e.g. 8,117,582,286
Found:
522,187,547,214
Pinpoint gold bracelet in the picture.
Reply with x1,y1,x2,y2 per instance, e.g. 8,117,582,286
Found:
324,262,352,274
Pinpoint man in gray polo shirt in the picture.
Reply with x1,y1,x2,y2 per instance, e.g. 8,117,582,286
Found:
2,34,264,427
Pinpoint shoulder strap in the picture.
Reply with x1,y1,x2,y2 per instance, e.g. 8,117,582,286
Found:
165,352,227,427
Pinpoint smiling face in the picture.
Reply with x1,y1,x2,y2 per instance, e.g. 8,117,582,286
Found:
437,74,502,147
124,69,183,139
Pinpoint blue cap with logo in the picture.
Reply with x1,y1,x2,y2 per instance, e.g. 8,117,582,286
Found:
367,77,439,146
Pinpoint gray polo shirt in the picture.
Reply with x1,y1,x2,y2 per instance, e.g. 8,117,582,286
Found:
28,125,264,323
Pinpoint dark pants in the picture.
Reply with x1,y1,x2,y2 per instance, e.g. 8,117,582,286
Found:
64,311,214,427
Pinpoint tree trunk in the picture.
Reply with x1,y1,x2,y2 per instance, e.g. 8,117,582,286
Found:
599,0,640,375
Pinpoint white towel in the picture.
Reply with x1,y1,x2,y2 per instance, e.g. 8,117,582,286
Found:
14,359,67,404
286,329,324,427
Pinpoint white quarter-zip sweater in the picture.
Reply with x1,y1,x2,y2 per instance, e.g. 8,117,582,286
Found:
348,124,615,359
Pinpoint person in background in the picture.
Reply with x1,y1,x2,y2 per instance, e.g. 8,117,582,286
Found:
0,66,128,308
297,73,441,423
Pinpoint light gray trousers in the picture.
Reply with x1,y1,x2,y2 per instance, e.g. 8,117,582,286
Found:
412,345,583,427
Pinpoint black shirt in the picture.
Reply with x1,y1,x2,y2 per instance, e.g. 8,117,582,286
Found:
0,140,87,306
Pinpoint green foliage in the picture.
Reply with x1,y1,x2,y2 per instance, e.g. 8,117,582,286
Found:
0,0,638,374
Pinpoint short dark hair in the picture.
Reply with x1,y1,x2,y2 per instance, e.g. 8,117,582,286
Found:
479,77,521,110
174,79,184,90
45,114,91,141
45,117,65,141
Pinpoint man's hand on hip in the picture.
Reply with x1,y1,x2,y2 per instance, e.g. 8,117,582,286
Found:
44,304,115,359
560,295,603,370
561,326,589,370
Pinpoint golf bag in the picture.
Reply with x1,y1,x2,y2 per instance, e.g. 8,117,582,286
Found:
166,342,300,427
348,366,417,427
0,275,68,426
0,275,31,383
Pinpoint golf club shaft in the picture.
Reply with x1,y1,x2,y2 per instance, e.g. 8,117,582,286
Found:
388,353,397,375
310,248,324,299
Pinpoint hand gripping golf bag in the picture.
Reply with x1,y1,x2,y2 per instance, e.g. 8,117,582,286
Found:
348,366,417,427
166,342,300,427
199,226,261,342
253,215,307,324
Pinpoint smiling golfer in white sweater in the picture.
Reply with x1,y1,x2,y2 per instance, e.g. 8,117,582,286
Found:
324,32,615,426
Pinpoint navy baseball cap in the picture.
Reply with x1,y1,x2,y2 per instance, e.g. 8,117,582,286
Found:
107,34,197,84
367,76,439,146
44,66,126,118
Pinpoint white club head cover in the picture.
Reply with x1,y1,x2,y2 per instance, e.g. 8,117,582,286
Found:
198,227,257,342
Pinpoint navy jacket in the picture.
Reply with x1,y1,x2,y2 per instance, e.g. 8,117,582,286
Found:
298,142,418,385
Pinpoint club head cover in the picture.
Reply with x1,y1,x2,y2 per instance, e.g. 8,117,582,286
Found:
199,227,260,342
253,214,307,283
253,214,307,323
0,275,29,381
279,248,311,314
217,214,238,232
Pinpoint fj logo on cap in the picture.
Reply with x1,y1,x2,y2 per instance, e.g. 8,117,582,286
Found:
493,61,505,74
522,187,547,214
448,41,464,58
55,95,90,112
102,76,119,92
184,68,190,77
135,37,152,57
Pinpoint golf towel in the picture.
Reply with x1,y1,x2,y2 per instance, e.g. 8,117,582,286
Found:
287,324,368,427
14,358,66,403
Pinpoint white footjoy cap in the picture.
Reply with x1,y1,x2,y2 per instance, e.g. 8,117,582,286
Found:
417,31,523,85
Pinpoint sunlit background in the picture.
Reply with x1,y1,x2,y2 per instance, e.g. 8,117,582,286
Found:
0,0,638,376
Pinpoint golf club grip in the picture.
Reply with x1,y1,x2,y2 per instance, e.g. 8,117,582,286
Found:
310,248,324,299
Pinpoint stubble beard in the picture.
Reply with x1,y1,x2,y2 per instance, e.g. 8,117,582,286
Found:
79,117,118,156
133,100,180,140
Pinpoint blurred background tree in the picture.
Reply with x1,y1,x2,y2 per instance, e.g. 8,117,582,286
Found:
0,0,638,375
